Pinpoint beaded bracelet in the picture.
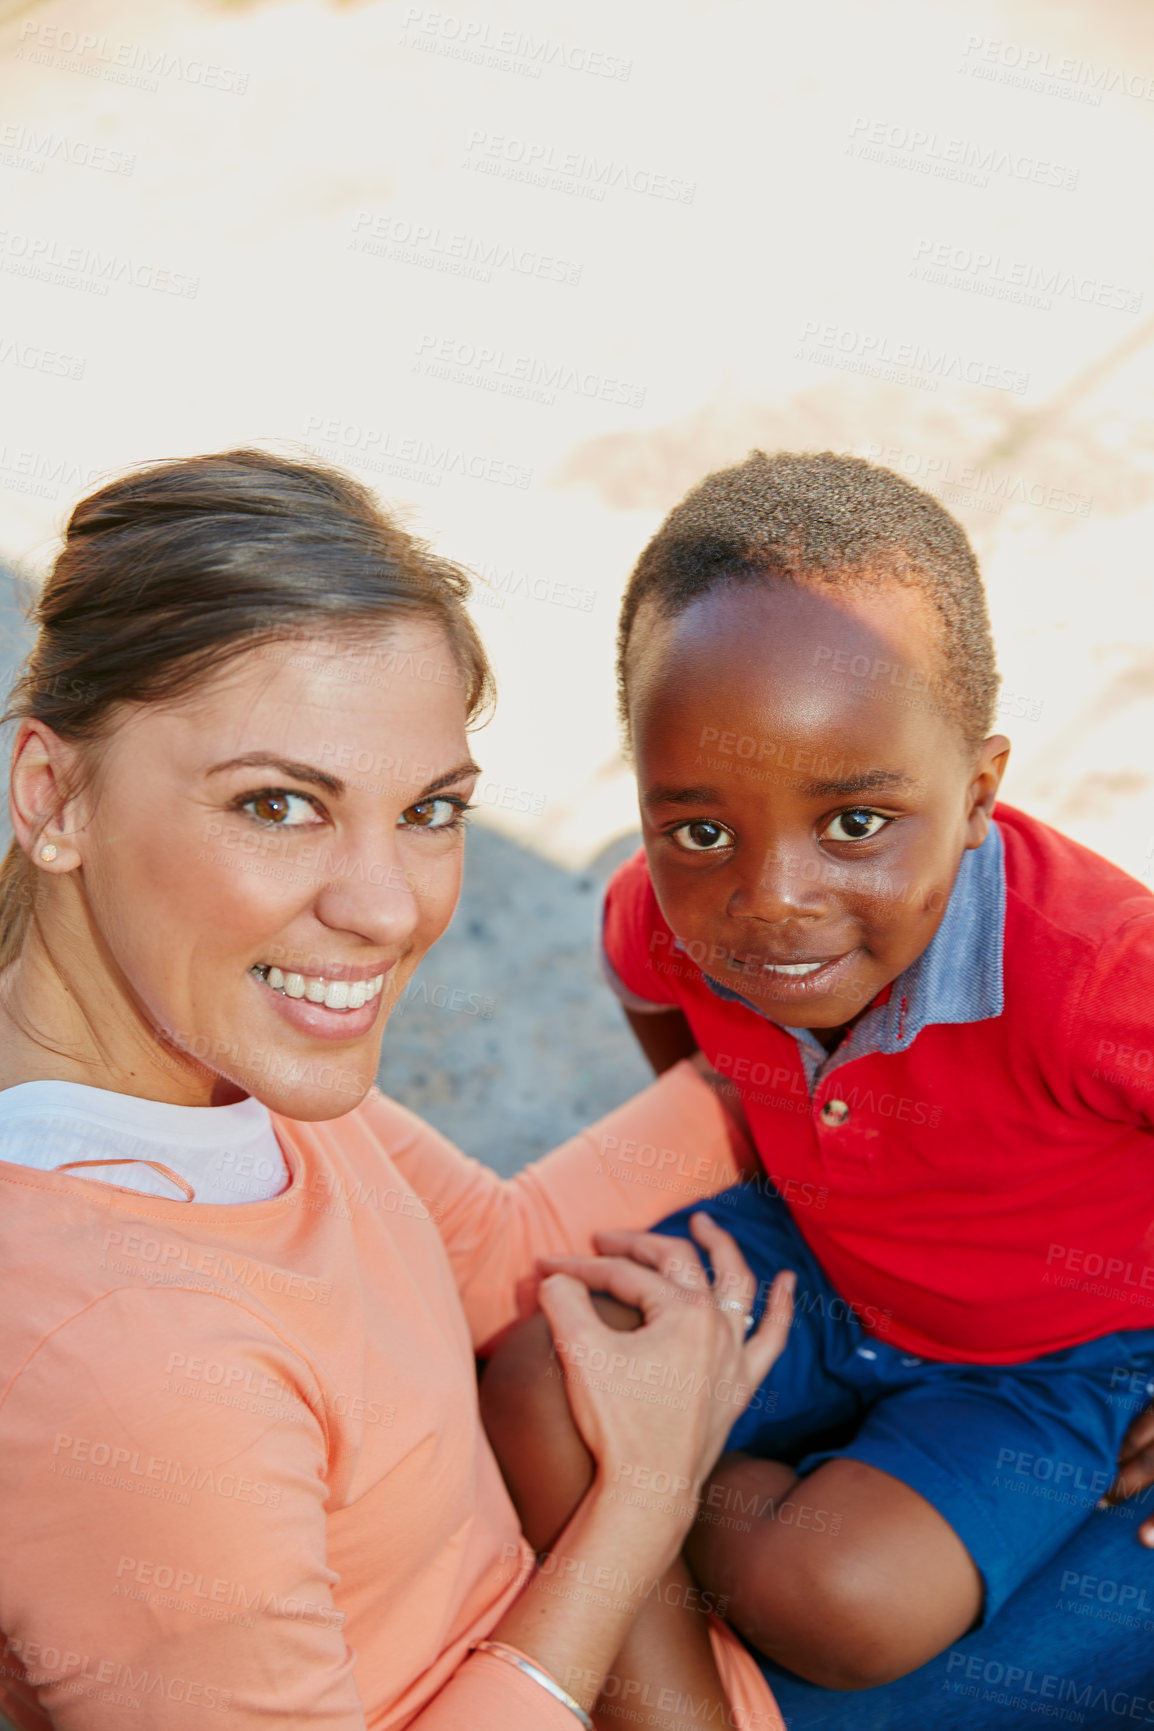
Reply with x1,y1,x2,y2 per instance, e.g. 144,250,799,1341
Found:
471,1639,595,1729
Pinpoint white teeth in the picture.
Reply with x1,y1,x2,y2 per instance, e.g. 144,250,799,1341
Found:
765,961,825,976
253,964,386,1011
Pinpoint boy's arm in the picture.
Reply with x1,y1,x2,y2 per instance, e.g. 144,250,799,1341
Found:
1104,1408,1154,1545
624,1004,699,1074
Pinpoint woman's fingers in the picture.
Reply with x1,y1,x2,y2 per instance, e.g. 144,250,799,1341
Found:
743,1269,795,1387
591,1229,709,1290
536,1269,600,1357
687,1211,758,1315
538,1253,680,1321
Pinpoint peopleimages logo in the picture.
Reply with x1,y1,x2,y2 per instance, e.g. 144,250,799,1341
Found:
50,1431,282,1508
462,130,696,205
16,22,248,93
910,238,1143,314
99,1228,332,1304
400,9,632,82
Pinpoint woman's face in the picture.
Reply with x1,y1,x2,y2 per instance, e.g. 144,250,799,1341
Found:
67,621,477,1118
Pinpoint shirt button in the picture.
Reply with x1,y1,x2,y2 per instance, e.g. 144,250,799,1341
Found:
820,1099,850,1127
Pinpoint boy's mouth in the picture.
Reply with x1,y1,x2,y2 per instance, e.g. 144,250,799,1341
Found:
729,953,842,977
741,959,825,977
725,950,856,997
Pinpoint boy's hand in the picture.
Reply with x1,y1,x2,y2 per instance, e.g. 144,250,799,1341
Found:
1103,1405,1154,1546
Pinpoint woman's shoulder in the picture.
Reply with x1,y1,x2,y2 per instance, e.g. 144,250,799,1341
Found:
1,1282,327,1489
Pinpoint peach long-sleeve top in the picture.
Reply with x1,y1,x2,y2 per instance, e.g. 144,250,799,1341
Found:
0,1061,783,1731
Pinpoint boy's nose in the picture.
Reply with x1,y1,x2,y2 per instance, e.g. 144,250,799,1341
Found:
730,846,833,924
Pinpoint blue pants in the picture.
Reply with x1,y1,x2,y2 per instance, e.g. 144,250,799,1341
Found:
761,1500,1154,1728
652,1184,1154,1723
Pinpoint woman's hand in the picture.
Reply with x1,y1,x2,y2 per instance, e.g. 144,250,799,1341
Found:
535,1211,793,1555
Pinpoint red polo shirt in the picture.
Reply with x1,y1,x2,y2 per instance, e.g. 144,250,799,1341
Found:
602,804,1154,1364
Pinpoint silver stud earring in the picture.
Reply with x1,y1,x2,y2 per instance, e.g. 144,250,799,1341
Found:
40,843,58,863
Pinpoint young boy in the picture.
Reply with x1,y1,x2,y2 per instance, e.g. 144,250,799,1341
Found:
483,451,1154,1700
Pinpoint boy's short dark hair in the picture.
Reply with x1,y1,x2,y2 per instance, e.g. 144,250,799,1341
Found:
617,450,1000,750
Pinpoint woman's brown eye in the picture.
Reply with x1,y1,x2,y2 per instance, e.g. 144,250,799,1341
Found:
252,793,289,824
242,791,319,827
398,798,461,830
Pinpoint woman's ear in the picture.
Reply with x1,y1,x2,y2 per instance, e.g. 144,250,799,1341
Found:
963,733,1011,850
8,719,86,872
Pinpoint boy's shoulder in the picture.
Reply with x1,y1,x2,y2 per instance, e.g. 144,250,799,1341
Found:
602,845,683,1009
996,802,1154,949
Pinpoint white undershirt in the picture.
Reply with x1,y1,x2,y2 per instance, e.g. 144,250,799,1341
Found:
0,1080,290,1204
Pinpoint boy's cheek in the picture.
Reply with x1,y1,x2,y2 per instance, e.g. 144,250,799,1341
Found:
645,871,717,951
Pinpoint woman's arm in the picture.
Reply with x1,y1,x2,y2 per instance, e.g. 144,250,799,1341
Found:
480,1223,794,1722
0,1288,363,1731
370,1058,756,1352
0,1227,788,1731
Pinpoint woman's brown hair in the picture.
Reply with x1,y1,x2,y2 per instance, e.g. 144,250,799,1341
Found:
0,448,494,967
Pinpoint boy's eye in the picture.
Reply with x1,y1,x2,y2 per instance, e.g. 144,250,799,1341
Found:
822,809,889,843
243,790,322,827
671,820,735,853
399,797,468,830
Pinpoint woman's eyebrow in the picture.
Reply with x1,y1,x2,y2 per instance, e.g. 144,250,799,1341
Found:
206,753,345,794
419,760,482,795
205,755,482,799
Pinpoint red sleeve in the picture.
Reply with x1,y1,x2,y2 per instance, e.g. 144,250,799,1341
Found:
601,848,680,1012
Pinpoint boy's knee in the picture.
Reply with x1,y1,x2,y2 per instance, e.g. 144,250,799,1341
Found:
480,1297,645,1481
481,1313,559,1426
737,1539,950,1690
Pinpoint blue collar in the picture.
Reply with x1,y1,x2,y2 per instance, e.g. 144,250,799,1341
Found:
699,822,1006,1087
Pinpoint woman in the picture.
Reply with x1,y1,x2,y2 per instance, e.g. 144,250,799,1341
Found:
0,451,791,1730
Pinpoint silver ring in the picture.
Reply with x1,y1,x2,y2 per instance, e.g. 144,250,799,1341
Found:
716,1298,754,1331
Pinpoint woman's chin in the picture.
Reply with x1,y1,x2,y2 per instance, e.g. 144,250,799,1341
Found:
240,1065,377,1122
219,1020,387,1121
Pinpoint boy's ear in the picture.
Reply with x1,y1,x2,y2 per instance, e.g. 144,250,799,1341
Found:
963,733,1011,850
8,719,87,872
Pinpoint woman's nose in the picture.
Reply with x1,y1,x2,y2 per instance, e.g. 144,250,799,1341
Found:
311,841,422,948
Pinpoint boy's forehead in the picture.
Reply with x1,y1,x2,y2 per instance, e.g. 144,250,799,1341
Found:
640,580,939,686
630,579,954,766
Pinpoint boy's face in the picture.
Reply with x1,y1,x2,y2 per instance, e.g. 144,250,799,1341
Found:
628,580,1009,1031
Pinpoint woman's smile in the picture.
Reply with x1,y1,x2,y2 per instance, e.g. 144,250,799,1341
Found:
248,961,393,1041
249,961,392,1008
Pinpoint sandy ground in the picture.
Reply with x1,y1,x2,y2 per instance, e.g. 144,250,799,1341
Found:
1,0,1153,1164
